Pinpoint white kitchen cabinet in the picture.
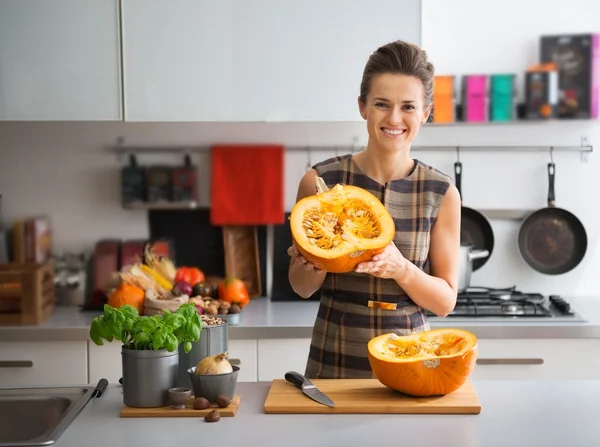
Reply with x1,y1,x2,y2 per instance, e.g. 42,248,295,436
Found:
228,339,258,382
87,338,258,385
88,341,122,385
0,341,88,387
0,0,122,121
121,0,420,122
257,338,311,382
471,339,600,380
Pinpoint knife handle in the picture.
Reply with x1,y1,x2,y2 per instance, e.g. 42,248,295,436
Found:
285,371,314,390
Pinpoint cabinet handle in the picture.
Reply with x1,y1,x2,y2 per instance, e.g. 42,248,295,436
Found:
229,358,241,366
477,358,544,365
0,360,33,368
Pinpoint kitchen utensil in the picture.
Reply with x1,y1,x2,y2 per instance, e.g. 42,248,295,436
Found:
458,244,489,293
518,162,587,274
284,371,335,408
90,378,109,404
120,395,241,418
264,378,480,414
455,161,494,271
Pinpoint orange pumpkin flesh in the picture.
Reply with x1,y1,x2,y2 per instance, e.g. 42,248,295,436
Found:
367,328,478,397
289,180,395,273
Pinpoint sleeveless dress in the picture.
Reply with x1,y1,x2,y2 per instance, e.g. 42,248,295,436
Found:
304,154,453,379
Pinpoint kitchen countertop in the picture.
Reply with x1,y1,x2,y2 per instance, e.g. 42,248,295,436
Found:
2,296,600,342
52,380,600,447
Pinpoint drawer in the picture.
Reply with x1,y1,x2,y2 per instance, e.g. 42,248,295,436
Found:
471,339,600,380
0,341,88,387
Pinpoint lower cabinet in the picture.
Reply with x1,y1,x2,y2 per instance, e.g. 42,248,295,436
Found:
0,341,88,387
257,338,312,382
471,339,600,380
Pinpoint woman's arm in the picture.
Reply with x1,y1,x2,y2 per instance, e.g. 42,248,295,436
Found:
393,183,461,316
288,169,328,298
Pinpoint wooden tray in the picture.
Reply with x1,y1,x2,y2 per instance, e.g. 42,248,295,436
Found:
264,379,481,415
120,395,241,418
222,225,261,298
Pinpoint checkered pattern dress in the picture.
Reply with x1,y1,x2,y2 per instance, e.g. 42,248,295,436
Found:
304,154,453,379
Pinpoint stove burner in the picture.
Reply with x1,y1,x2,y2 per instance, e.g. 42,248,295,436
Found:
424,286,578,318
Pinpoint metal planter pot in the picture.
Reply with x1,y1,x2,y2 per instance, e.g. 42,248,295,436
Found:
121,347,179,408
458,244,490,293
176,322,229,388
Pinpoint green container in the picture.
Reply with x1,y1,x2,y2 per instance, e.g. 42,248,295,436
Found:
490,74,516,121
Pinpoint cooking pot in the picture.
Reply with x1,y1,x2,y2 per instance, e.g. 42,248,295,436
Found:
458,244,489,293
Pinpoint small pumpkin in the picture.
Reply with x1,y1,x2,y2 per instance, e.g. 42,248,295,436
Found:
107,283,145,315
367,328,478,397
218,277,249,308
289,178,395,273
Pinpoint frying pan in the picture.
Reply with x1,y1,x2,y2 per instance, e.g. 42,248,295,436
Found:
454,161,494,271
518,162,587,275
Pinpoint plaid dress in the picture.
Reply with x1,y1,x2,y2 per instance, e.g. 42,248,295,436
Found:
304,154,453,379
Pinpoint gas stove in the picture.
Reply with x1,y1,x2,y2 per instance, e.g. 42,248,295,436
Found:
425,286,587,322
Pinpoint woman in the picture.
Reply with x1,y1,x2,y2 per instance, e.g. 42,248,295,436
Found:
287,40,461,379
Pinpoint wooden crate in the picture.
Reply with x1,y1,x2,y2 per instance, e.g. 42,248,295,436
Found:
0,262,55,325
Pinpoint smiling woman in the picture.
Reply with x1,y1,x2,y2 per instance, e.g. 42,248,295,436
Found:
288,40,461,380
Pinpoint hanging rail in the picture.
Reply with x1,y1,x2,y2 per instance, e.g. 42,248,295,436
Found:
108,138,593,161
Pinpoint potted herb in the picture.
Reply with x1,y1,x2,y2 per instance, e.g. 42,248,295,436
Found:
89,302,202,408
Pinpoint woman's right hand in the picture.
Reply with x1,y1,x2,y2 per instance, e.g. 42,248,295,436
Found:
287,244,324,273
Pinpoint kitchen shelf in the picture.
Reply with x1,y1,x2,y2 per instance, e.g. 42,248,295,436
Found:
122,201,198,210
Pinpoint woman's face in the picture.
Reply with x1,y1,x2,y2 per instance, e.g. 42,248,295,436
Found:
358,73,431,153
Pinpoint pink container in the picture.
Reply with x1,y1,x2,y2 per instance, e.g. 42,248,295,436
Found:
463,75,488,122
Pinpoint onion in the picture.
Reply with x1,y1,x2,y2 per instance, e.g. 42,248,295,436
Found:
195,352,233,375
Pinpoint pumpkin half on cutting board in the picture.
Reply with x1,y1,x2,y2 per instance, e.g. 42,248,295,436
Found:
289,178,395,273
367,328,478,397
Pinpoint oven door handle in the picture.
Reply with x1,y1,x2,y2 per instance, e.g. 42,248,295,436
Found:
476,358,544,365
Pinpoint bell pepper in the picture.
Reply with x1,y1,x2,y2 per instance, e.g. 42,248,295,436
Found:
175,266,205,286
218,277,250,308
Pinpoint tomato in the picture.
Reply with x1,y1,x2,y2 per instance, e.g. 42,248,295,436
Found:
218,277,250,308
175,267,205,285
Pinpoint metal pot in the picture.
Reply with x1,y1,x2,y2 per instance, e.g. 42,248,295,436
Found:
121,347,179,408
176,322,229,388
458,245,490,293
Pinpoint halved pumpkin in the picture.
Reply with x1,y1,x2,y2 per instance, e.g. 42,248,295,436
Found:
289,178,395,273
367,328,478,397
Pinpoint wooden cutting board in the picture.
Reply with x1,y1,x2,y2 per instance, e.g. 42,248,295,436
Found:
263,379,481,415
120,395,241,418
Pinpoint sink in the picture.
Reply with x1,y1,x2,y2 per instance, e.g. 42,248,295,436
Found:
0,384,97,446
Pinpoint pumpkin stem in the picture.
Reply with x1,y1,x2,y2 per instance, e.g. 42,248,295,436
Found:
315,177,329,193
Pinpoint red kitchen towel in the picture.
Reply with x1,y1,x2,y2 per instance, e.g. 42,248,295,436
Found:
210,144,285,225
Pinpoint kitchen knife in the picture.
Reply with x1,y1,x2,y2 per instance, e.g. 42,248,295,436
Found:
284,371,335,408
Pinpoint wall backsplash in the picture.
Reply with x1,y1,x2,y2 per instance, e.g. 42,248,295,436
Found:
1,119,598,300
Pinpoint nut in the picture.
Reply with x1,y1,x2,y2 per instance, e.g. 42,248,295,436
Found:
193,397,210,410
204,409,220,422
200,314,226,327
215,394,231,408
228,304,241,314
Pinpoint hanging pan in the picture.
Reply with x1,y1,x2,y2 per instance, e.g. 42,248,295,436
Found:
454,161,494,271
518,162,587,275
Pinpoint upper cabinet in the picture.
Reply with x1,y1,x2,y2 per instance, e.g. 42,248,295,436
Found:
0,0,122,121
121,0,421,122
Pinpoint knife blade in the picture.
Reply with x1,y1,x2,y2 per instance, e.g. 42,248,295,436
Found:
284,371,335,408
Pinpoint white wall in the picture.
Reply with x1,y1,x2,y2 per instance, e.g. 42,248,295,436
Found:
1,0,599,298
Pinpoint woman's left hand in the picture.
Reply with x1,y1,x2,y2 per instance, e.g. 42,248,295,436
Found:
354,242,409,280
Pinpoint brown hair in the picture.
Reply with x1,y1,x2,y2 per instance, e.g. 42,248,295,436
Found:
359,40,435,105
